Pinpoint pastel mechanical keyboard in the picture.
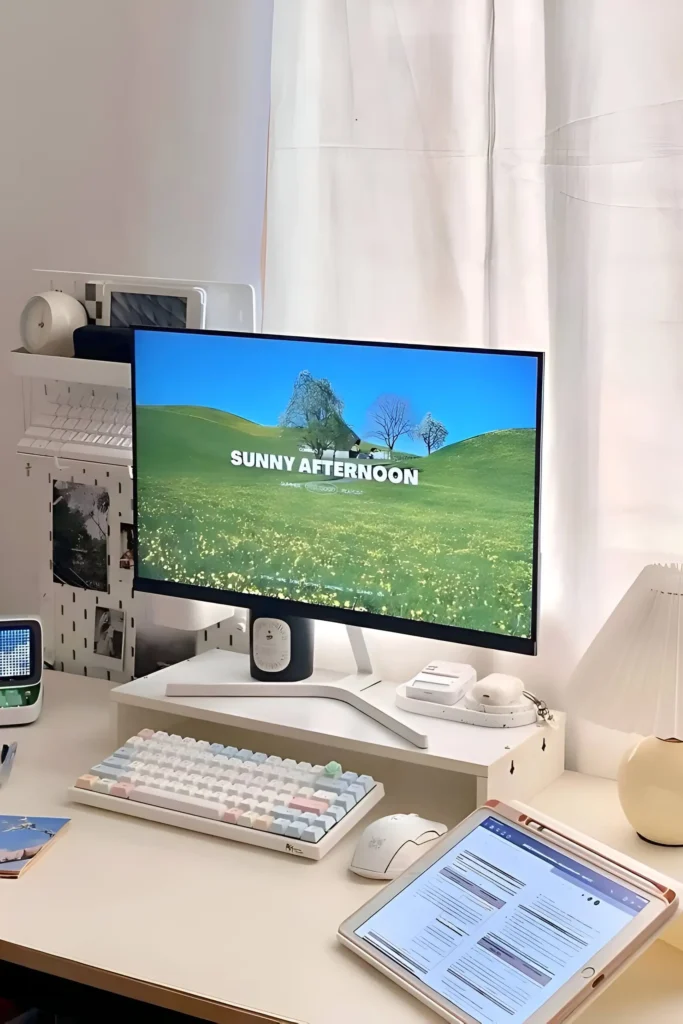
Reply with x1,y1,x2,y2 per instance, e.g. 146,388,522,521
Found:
18,388,132,465
70,729,384,860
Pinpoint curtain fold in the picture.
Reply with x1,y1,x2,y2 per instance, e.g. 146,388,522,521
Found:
264,0,683,772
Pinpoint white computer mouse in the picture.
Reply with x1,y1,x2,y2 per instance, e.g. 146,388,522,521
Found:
349,813,448,880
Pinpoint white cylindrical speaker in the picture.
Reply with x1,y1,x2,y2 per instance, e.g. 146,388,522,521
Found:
20,291,88,355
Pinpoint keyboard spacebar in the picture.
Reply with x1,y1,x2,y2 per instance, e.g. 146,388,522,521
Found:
59,443,132,463
130,786,225,819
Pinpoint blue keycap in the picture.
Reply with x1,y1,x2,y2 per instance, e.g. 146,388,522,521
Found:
223,746,239,758
113,746,135,759
311,815,335,832
252,752,268,763
314,779,350,795
101,756,130,769
270,819,289,835
356,775,375,793
301,826,325,843
208,743,225,754
272,805,300,822
237,749,253,760
347,784,366,802
91,763,127,780
324,804,346,823
340,772,358,784
285,821,306,838
333,793,357,811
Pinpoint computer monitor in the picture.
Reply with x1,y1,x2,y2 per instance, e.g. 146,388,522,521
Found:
132,329,542,657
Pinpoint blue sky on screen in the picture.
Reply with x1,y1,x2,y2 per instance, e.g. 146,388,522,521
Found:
135,332,539,454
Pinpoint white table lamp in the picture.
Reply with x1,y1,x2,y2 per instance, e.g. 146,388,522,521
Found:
567,563,683,846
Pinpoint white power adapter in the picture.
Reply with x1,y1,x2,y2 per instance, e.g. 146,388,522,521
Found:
405,661,477,706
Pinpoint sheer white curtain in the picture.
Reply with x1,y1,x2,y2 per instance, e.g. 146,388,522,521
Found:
263,0,683,771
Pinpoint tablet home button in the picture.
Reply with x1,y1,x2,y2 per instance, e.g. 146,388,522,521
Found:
581,967,596,979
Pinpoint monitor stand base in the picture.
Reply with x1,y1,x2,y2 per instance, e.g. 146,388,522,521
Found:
165,625,428,749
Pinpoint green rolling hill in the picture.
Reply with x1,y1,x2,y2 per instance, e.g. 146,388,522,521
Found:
135,406,537,638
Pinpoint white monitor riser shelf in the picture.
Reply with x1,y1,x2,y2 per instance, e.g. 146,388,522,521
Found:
165,625,428,748
112,642,565,806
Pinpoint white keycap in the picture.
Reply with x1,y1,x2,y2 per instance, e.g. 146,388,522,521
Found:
31,439,49,449
84,433,100,443
46,441,63,452
75,419,92,430
33,415,55,427
52,417,67,428
92,778,115,794
59,443,132,463
51,429,65,439
123,425,132,436
90,408,105,422
17,438,35,450
43,403,59,414
57,405,72,417
129,786,226,819
26,426,52,438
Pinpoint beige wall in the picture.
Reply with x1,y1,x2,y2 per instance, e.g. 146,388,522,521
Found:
0,0,273,614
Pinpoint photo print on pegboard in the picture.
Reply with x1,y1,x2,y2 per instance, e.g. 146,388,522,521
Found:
119,523,135,570
93,606,126,667
52,480,109,591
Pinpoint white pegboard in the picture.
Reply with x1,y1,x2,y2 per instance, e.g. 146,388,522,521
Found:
21,409,244,683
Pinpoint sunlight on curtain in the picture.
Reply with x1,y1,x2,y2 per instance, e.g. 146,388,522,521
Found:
264,0,683,773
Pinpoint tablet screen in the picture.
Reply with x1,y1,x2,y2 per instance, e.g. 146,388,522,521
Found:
354,816,648,1023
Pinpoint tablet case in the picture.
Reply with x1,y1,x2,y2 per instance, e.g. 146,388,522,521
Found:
339,799,678,1024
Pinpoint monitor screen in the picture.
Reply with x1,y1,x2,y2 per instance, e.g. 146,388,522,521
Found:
0,628,32,679
133,330,542,653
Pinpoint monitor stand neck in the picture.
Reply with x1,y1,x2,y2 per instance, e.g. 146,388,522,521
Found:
344,624,375,680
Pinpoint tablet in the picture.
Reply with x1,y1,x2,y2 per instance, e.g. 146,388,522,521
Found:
339,801,677,1024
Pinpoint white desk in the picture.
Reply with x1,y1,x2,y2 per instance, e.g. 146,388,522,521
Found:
1,672,683,1023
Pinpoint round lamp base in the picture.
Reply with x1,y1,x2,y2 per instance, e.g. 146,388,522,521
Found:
618,735,683,846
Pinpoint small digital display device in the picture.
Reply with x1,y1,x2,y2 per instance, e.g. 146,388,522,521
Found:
0,628,31,678
339,803,677,1024
0,618,43,725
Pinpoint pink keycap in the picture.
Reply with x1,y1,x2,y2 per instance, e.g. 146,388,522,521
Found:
138,729,155,739
289,796,329,814
75,774,99,790
222,808,242,824
111,782,135,798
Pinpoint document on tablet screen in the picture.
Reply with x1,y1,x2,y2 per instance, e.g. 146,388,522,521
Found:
354,817,648,1024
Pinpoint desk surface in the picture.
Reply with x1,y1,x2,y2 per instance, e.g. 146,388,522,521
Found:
1,672,683,1023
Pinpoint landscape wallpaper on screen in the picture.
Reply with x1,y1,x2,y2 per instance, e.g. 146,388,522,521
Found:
135,333,540,639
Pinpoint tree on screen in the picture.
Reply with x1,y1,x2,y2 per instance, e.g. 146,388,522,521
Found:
415,413,448,454
280,371,352,458
367,395,414,451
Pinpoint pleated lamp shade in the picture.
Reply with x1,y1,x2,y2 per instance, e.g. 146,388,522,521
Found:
567,564,683,740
